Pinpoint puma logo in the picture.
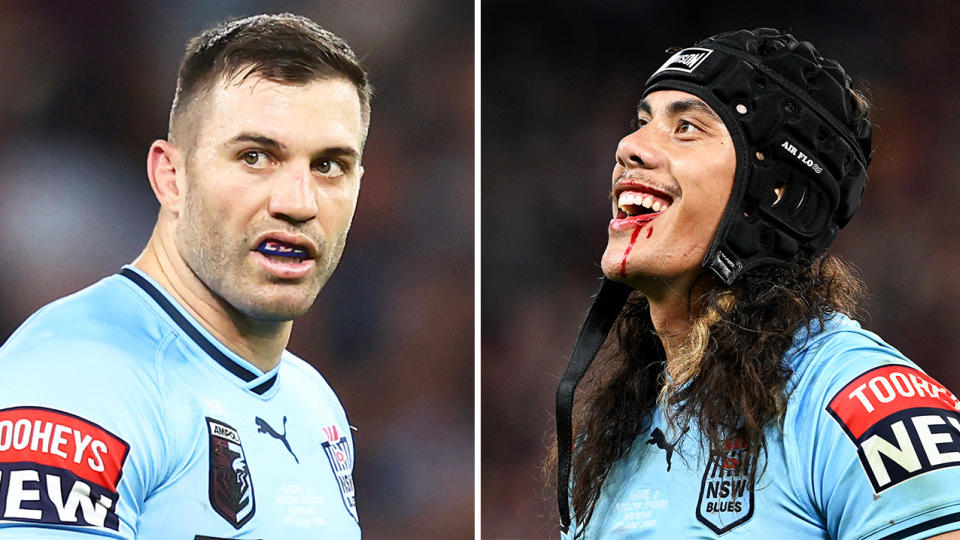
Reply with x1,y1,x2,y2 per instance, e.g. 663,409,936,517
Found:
646,427,675,472
255,416,299,463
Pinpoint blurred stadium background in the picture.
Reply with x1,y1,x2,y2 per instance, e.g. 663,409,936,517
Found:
0,1,472,538
483,0,960,538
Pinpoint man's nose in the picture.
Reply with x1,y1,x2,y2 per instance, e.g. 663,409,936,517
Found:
268,167,319,223
615,128,664,171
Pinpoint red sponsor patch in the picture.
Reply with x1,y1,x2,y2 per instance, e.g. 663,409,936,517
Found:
827,365,960,439
0,407,129,492
826,365,960,493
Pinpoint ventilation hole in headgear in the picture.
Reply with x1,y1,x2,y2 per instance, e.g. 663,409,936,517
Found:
755,151,765,161
816,126,830,142
783,100,798,114
736,103,748,114
842,153,853,173
793,187,807,212
752,76,767,88
743,202,757,220
771,182,786,207
803,66,821,85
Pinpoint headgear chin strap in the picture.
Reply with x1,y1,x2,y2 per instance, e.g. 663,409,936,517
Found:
556,278,632,533
556,28,872,532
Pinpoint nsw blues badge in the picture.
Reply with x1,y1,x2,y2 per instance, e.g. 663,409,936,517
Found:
321,424,358,522
206,418,255,529
696,437,755,534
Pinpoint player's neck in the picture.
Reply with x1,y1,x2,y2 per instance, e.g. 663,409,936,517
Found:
646,296,692,363
641,273,716,364
132,230,290,373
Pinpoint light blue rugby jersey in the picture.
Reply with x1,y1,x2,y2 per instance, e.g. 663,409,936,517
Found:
568,314,960,539
0,266,360,539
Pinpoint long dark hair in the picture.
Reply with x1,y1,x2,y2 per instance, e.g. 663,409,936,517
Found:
568,254,865,533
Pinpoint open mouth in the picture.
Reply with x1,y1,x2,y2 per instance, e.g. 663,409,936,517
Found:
615,190,672,219
251,234,318,279
255,239,311,263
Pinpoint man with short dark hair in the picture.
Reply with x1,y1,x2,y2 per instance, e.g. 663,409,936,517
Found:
555,28,960,539
0,13,368,537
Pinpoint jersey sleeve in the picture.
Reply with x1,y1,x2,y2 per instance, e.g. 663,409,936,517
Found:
787,329,960,539
0,336,170,538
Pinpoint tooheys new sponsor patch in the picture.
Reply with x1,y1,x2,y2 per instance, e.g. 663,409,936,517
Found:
827,365,960,493
0,406,129,530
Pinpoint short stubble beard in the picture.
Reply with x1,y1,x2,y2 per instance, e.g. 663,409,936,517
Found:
174,179,340,323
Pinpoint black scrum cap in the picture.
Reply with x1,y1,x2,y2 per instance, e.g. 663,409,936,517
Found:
645,28,873,284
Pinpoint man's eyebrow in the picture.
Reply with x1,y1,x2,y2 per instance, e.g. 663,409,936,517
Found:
637,99,652,116
667,98,721,122
636,97,722,122
228,133,287,153
228,134,360,161
320,146,360,161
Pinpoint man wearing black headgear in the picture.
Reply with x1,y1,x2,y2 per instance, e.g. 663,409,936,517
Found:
555,28,960,539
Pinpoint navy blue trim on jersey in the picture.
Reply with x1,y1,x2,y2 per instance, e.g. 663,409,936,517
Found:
120,268,277,395
251,378,276,394
881,512,960,539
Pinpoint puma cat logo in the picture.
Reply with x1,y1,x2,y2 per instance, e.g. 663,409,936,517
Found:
255,416,299,464
646,427,675,472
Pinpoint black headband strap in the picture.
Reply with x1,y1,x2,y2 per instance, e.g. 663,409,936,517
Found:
556,277,632,532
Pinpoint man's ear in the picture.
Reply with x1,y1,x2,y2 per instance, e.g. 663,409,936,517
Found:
147,140,185,215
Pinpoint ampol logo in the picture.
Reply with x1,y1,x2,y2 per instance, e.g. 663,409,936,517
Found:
206,418,255,529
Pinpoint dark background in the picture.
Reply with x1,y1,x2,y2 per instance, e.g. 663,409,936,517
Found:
0,1,473,538
482,0,960,538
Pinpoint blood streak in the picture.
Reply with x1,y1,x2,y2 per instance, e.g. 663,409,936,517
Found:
619,225,644,277
647,226,654,238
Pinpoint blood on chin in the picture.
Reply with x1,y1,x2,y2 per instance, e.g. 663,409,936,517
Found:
609,213,659,232
600,255,656,288
602,224,656,282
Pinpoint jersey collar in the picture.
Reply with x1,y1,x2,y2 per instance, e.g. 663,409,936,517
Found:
119,266,278,396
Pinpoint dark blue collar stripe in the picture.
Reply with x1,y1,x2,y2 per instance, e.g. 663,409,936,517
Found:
120,268,277,394
250,378,276,394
